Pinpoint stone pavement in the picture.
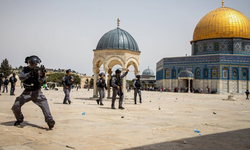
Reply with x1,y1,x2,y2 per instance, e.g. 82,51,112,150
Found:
0,87,249,150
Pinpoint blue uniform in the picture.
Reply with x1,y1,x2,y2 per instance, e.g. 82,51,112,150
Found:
11,67,54,125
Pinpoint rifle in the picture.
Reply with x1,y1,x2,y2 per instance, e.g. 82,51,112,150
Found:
30,65,47,76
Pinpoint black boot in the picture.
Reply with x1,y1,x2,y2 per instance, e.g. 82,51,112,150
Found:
119,107,125,110
14,121,23,126
96,100,99,105
47,120,55,130
111,106,116,109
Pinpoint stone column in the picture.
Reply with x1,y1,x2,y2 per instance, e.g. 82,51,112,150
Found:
104,68,109,98
93,69,100,98
108,69,113,98
178,79,181,92
188,79,191,93
122,68,127,99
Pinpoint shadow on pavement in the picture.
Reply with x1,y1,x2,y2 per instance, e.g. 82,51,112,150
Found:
98,107,112,109
123,128,250,150
75,98,95,101
1,121,48,130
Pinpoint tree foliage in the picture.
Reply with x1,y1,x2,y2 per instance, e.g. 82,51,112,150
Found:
85,78,89,85
0,58,12,77
46,73,81,86
90,78,93,87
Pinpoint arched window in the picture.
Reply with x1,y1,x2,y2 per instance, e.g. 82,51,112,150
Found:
195,68,201,79
172,69,176,79
212,67,217,79
166,68,170,78
204,68,208,79
242,68,248,80
223,67,229,79
232,68,238,79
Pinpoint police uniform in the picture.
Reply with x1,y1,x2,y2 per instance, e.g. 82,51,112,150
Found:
9,74,17,95
0,73,3,95
2,77,9,93
11,55,55,129
96,74,107,105
62,72,74,104
111,71,128,109
133,77,143,104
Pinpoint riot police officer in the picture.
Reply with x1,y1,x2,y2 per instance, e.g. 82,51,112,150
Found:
0,73,3,96
111,69,129,109
133,75,143,104
9,73,17,95
62,69,74,104
11,55,55,129
96,72,107,106
2,76,9,93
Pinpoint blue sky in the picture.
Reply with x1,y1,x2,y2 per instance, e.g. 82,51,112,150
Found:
0,0,249,79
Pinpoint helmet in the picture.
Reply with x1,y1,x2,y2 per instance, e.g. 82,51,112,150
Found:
99,72,105,77
0,73,3,77
13,73,16,76
115,69,121,74
136,75,141,78
66,69,72,73
25,55,42,65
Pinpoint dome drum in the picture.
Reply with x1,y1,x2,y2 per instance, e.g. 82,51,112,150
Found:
192,38,250,55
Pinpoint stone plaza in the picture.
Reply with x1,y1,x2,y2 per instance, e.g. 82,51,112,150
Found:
0,87,249,150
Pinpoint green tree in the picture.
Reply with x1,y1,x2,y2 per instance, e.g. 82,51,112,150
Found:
46,73,81,86
90,78,94,87
71,74,81,84
85,78,89,85
127,80,134,88
0,58,12,77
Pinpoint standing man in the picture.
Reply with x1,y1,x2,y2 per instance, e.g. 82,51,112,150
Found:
76,84,79,91
9,73,17,95
2,77,9,93
111,69,129,109
62,69,74,104
133,75,143,104
88,84,90,91
96,72,107,106
245,89,249,100
0,73,3,96
11,55,55,129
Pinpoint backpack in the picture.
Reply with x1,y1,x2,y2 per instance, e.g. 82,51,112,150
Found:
4,79,9,85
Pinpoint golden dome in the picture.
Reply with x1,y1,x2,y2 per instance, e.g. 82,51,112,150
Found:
193,7,250,42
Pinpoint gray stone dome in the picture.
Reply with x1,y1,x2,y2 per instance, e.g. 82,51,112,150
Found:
142,68,154,76
95,28,139,52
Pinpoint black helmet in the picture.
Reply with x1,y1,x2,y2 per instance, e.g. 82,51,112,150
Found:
66,69,72,73
115,69,121,74
99,72,105,77
136,75,141,78
25,55,41,65
13,73,16,76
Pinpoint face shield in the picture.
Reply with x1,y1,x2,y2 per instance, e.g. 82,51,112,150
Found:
26,56,42,68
